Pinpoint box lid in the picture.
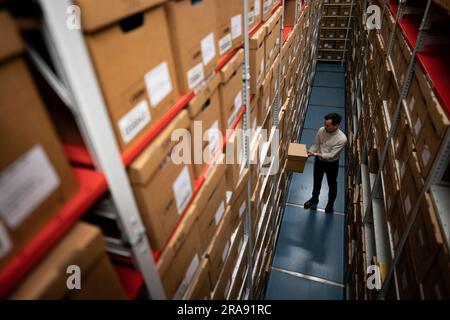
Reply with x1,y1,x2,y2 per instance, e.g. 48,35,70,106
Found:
228,169,249,207
128,110,190,185
75,0,164,32
9,222,105,299
287,143,307,161
250,26,266,50
220,49,244,83
156,204,198,277
0,11,24,63
265,7,281,34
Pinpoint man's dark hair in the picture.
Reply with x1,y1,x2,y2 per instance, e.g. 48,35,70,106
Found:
324,113,342,126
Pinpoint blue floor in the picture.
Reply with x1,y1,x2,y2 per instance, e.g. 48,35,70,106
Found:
265,62,346,300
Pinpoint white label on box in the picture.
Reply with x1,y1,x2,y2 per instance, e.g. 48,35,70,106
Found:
119,100,151,144
248,10,254,26
187,62,205,90
401,272,408,291
201,33,216,66
263,0,270,13
435,285,443,300
422,146,431,167
259,60,265,84
255,0,261,15
0,222,12,259
415,118,422,136
239,201,246,217
228,109,238,128
225,279,232,298
266,97,270,110
172,166,193,214
405,195,412,215
234,91,243,110
222,240,231,263
208,120,221,154
231,14,242,40
174,254,200,300
219,33,232,56
393,229,399,247
0,145,60,228
408,96,416,112
226,191,233,204
144,61,173,107
215,201,226,225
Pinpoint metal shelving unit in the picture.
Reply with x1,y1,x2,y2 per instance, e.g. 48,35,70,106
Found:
345,0,450,300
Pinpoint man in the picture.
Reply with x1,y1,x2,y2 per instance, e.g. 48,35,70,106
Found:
304,113,347,213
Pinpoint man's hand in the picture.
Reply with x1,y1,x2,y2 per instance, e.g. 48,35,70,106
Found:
307,151,316,157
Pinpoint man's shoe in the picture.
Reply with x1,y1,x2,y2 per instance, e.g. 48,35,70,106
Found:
304,198,319,209
325,203,334,213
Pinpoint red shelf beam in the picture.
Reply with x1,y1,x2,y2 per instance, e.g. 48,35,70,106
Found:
0,168,108,299
113,265,144,300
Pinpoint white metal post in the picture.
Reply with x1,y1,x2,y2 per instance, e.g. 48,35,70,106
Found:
38,0,166,299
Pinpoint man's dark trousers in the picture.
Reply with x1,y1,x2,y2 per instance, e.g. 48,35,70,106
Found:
312,157,339,204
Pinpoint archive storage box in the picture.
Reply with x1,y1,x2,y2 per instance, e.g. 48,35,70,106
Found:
187,73,222,179
0,11,77,268
286,143,308,173
250,26,267,94
129,111,195,251
78,0,179,151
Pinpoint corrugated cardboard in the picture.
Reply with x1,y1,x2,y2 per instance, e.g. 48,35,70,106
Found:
286,143,307,173
156,205,202,299
129,111,195,251
258,69,272,123
216,0,243,57
228,245,248,299
225,131,245,192
166,0,218,92
422,247,450,299
0,11,77,268
205,205,233,288
194,161,227,252
85,6,179,151
183,257,211,300
264,8,282,72
75,0,164,32
219,50,244,130
250,27,267,94
187,73,222,179
10,222,125,299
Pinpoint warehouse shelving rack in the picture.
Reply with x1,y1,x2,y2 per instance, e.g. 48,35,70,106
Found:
346,0,450,300
318,0,354,62
0,0,305,300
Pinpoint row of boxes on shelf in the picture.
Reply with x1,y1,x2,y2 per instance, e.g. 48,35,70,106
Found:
350,26,450,301
66,0,286,154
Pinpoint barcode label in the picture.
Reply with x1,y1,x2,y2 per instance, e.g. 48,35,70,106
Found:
174,255,200,300
187,63,205,90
